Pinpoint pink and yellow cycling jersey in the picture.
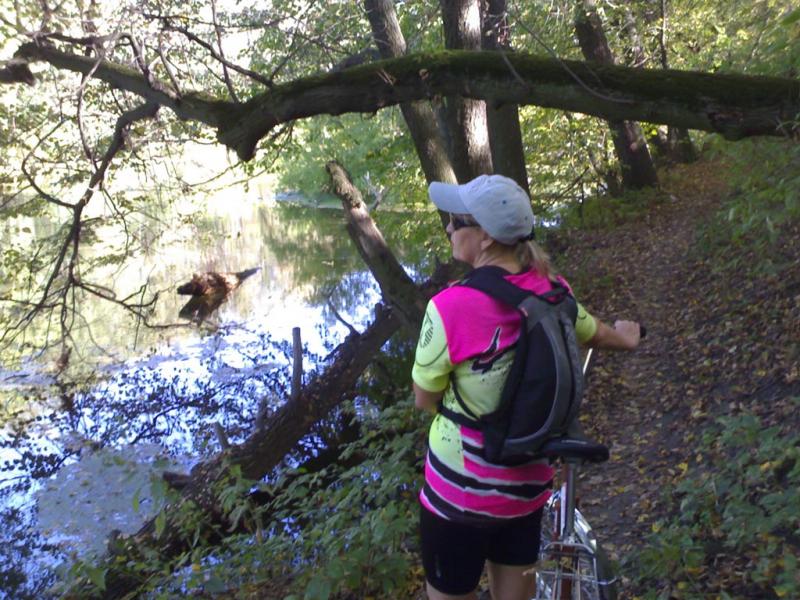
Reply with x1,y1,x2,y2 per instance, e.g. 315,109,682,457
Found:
412,268,597,524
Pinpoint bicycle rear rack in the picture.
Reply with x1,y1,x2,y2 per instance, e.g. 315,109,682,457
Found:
528,460,619,599
533,538,617,599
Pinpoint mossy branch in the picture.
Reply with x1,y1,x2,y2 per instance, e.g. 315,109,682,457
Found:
15,44,800,161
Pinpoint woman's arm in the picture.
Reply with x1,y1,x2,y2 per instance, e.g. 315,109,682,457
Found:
585,319,641,351
413,383,445,413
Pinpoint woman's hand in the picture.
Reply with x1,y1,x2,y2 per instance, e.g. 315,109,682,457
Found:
612,320,642,350
587,319,641,351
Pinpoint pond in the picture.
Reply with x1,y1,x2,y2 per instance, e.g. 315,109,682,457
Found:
0,192,434,599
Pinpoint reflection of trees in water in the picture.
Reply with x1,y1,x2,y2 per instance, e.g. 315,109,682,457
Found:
0,504,56,598
0,326,310,598
0,200,438,596
260,204,436,317
2,198,441,374
0,305,420,597
259,204,355,287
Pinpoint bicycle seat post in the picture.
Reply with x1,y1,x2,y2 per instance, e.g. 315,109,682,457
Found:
560,460,578,539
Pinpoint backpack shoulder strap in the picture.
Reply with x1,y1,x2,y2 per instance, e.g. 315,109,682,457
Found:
458,266,530,308
459,265,571,310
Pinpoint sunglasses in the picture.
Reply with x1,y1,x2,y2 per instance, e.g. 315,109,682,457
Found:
450,215,479,231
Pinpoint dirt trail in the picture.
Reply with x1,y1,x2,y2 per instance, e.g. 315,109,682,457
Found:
560,162,737,595
423,156,800,600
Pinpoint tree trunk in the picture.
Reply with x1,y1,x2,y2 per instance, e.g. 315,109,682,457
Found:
440,0,493,181
574,0,659,190
667,125,698,163
658,0,697,163
606,119,658,189
481,0,530,195
364,0,457,185
325,160,428,329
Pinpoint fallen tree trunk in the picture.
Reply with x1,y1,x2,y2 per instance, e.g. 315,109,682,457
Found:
162,414,365,535
69,167,451,599
14,43,800,161
82,306,403,598
325,160,427,328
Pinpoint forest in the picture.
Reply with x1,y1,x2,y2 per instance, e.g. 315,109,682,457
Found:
0,0,798,598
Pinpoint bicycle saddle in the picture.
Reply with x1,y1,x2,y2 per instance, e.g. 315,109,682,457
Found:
539,436,609,463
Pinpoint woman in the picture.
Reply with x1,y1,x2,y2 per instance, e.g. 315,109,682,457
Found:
412,174,640,600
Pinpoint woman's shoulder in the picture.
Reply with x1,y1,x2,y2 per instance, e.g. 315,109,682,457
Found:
431,268,574,314
431,282,488,315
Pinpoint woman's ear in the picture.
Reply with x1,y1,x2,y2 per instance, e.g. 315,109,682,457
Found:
479,231,495,251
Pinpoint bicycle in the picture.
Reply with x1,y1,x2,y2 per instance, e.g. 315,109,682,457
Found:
527,345,631,600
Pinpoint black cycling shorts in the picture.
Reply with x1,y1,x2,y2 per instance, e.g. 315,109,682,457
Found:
419,505,543,596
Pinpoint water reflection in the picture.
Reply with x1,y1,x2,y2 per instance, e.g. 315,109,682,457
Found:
0,197,423,598
1,200,425,379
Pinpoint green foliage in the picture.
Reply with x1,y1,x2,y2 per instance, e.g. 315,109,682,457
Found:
246,401,427,599
521,110,619,218
174,401,427,600
633,409,800,598
245,0,369,85
270,109,425,210
697,138,800,268
665,0,800,76
554,184,664,231
54,400,428,599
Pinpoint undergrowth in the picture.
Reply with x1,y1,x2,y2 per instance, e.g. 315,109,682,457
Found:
554,184,666,232
59,400,429,599
631,139,800,598
256,401,427,600
696,137,800,271
633,408,800,599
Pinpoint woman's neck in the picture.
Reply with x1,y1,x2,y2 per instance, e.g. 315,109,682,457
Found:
473,248,521,273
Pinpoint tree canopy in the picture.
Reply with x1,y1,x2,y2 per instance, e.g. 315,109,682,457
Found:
1,0,797,362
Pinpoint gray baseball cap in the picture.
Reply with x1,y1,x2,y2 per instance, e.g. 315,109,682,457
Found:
428,174,534,245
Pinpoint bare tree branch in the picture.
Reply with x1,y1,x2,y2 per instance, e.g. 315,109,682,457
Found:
210,0,239,102
155,32,182,95
2,102,161,349
20,120,76,209
158,20,271,89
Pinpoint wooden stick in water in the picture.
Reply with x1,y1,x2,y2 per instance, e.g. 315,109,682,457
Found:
291,326,302,402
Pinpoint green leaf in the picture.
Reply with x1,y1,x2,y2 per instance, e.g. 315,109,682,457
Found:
85,565,107,591
204,575,227,593
304,576,332,600
155,511,166,539
132,488,140,513
781,8,800,26
227,504,248,532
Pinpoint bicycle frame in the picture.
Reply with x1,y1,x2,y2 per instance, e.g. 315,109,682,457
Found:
533,465,616,599
529,348,619,600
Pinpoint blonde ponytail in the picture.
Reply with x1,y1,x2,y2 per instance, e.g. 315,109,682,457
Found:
515,240,553,279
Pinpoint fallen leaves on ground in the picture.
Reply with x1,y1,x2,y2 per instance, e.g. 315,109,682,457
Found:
559,157,800,599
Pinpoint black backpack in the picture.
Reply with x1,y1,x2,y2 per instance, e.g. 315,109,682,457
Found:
438,266,584,465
